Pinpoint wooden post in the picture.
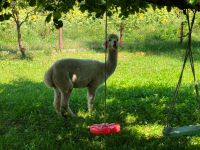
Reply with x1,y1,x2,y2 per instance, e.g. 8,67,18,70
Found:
59,27,63,50
120,23,124,48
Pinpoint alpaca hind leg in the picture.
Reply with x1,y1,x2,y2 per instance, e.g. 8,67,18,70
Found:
53,88,61,114
87,86,96,112
53,70,75,117
60,88,76,117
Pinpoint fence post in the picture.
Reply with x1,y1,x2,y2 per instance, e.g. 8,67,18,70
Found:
120,23,124,48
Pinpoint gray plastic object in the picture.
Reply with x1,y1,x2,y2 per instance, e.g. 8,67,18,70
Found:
163,125,200,137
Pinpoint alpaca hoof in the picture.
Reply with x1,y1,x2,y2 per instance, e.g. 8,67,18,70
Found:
61,110,68,119
88,109,92,113
70,113,76,118
61,108,76,118
68,107,76,117
88,107,93,113
55,109,60,114
68,110,76,117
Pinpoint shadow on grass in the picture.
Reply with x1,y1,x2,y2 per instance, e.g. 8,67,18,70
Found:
0,48,18,60
1,79,200,149
2,34,200,63
0,48,17,54
0,48,34,60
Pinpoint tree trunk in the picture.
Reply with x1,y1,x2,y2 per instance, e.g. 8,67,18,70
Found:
15,11,26,58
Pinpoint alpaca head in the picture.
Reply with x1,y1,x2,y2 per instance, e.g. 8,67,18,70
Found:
105,34,119,50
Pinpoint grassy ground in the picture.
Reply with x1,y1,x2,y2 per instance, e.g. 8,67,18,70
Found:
1,7,200,149
1,50,200,149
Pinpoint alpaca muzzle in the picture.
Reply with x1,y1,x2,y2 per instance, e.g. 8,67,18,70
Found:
113,41,117,49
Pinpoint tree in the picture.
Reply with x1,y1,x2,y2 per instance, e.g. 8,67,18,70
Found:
0,0,37,58
0,0,76,57
11,1,37,58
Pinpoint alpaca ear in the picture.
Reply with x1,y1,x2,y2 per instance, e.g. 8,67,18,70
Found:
104,41,108,48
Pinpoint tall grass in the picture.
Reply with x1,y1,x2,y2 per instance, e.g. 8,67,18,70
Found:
1,7,198,54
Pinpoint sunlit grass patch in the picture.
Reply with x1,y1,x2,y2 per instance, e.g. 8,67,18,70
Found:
126,124,163,139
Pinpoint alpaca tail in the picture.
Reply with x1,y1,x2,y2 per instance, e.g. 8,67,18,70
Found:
44,67,55,88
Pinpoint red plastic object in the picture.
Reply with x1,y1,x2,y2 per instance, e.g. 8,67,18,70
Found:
90,123,121,134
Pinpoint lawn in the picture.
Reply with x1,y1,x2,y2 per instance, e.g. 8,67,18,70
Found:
1,7,200,150
1,49,200,149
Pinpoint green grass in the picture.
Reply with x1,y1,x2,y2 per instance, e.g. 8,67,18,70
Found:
1,50,200,149
2,7,200,149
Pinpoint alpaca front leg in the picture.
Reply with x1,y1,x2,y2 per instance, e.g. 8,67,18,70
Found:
87,87,96,112
60,89,76,117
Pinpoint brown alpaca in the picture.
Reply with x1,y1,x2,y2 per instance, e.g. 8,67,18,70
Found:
44,34,118,117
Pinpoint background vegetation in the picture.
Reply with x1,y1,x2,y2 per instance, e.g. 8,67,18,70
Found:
2,7,200,149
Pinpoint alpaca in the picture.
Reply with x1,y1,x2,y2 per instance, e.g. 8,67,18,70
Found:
44,34,119,117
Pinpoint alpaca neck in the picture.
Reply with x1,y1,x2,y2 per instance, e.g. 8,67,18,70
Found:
105,48,118,77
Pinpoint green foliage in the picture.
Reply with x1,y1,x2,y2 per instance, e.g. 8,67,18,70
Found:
0,0,198,30
188,0,200,5
45,13,52,23
0,1,12,21
53,19,63,29
37,0,76,28
53,11,61,20
77,0,198,18
2,1,10,9
53,11,63,28
79,0,106,18
33,0,199,29
29,0,36,7
0,0,36,22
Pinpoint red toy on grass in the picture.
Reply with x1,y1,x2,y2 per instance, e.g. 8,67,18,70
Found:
90,123,121,134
